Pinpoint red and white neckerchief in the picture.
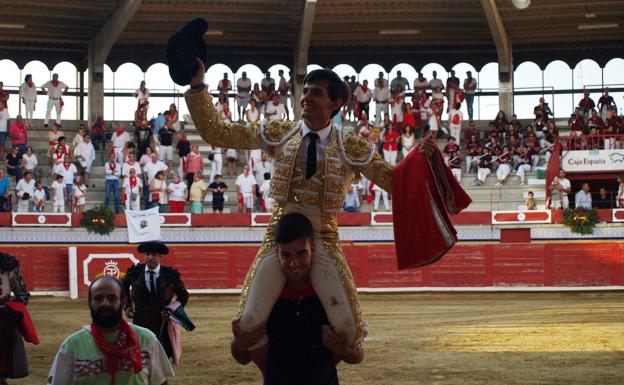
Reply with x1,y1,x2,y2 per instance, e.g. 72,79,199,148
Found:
27,81,34,88
63,162,72,171
109,161,116,173
129,176,137,189
55,153,64,162
52,79,59,88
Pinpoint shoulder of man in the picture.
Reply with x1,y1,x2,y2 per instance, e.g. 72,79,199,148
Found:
125,263,145,279
338,129,376,167
160,265,182,282
260,120,298,146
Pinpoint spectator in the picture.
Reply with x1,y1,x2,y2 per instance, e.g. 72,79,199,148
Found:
448,103,463,145
578,89,595,120
51,174,66,213
391,70,409,92
445,70,460,111
372,183,389,212
47,276,174,385
90,112,107,153
72,175,87,213
533,97,553,122
593,187,613,209
158,123,175,168
33,181,45,212
0,82,8,159
5,145,22,182
464,134,481,173
57,154,78,212
618,178,624,208
253,152,272,199
390,90,404,125
220,102,233,123
413,72,428,94
47,122,64,158
515,145,532,185
122,151,142,181
218,73,232,103
264,94,285,122
122,168,142,211
246,98,260,125
428,70,443,91
209,144,223,183
189,172,208,214
427,95,441,139
236,164,256,213
51,144,66,176
277,69,291,120
208,174,227,213
111,122,131,164
8,115,27,155
463,71,477,120
139,146,154,168
400,125,416,159
175,133,191,179
475,147,493,186
237,71,252,121
149,171,168,212
21,145,40,182
226,148,238,176
598,88,616,120
382,122,399,165
448,150,462,183
356,111,372,137
72,124,85,147
494,145,512,187
353,80,372,119
443,136,460,162
575,182,592,209
15,170,35,212
184,144,203,192
525,191,537,210
0,168,10,212
74,134,96,185
104,152,121,214
552,170,571,209
168,103,180,131
261,71,275,93
133,80,150,114
251,83,265,112
143,152,168,194
258,172,274,212
167,174,187,213
135,111,152,158
343,180,363,212
151,112,165,150
19,74,37,126
373,72,390,125
41,73,68,127
344,76,358,121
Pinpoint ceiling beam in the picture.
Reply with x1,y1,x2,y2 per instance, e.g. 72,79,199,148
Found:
295,0,316,76
480,0,512,75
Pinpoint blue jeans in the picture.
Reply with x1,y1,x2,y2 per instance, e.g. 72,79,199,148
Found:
91,134,106,151
65,184,74,203
104,179,120,213
465,93,475,120
0,132,7,149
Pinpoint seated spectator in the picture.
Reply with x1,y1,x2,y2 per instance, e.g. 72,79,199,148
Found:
515,145,533,185
464,120,479,144
47,122,64,158
343,180,363,212
264,94,285,122
149,170,168,212
587,109,605,132
72,175,87,213
122,168,142,211
593,187,612,209
189,172,207,214
51,174,66,213
0,168,9,212
495,145,512,187
442,136,460,162
447,150,462,183
21,145,40,182
74,134,95,185
474,147,493,186
167,103,180,131
9,115,27,155
220,102,233,124
246,98,261,126
568,107,585,133
578,89,595,120
5,145,23,182
167,174,187,213
485,136,501,156
33,181,45,212
525,191,537,210
208,174,228,213
90,112,107,152
575,182,592,209
72,124,85,148
15,170,35,212
464,134,481,173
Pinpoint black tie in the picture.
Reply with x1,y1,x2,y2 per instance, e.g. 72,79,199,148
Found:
306,133,319,180
148,270,156,296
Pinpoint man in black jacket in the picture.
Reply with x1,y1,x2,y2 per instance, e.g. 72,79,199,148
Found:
122,241,189,359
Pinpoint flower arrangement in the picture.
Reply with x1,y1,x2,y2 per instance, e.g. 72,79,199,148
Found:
80,205,115,235
562,207,599,235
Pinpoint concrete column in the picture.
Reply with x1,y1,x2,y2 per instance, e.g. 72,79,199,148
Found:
88,40,105,121
498,48,513,117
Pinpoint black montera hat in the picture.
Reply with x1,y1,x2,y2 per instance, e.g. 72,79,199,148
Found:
137,241,169,255
166,18,209,86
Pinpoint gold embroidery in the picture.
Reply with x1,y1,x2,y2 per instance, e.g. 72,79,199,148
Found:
360,153,394,194
264,121,296,143
342,132,374,163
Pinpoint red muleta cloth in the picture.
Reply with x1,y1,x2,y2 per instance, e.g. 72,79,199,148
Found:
5,301,40,345
392,143,472,270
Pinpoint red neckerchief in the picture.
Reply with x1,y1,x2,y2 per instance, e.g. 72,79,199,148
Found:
140,86,146,94
127,160,135,166
109,161,116,172
63,162,71,171
27,81,33,88
90,320,143,385
129,176,137,188
55,153,63,162
52,79,59,87
360,85,368,93
115,129,124,136
279,280,315,300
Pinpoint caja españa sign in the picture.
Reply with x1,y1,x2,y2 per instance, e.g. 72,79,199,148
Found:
562,150,624,172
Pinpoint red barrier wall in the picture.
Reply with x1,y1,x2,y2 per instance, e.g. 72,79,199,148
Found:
6,242,623,295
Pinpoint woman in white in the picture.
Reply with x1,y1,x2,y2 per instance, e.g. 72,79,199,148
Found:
167,174,188,213
139,146,153,168
122,168,142,211
134,81,149,113
400,125,416,159
495,146,512,187
215,93,227,113
245,98,260,125
149,170,168,212
72,175,87,213
390,92,404,124
209,145,223,183
19,74,37,125
21,146,40,182
372,183,389,211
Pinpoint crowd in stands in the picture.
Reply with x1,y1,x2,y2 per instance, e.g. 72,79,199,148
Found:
1,69,623,214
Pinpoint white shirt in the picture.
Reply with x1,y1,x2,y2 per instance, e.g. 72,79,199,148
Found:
558,178,571,198
75,142,95,167
72,133,84,147
34,188,45,203
123,176,143,194
22,153,38,171
261,77,275,91
56,163,77,185
264,102,285,121
429,78,443,90
236,173,256,194
73,183,86,203
218,79,231,92
144,264,161,292
353,86,372,103
298,121,332,176
111,130,131,149
122,161,142,179
259,179,272,201
19,82,37,101
16,178,35,199
143,161,167,183
464,78,477,94
52,180,65,202
373,86,390,103
253,160,273,186
449,109,463,128
237,78,252,98
167,181,187,201
413,78,428,90
105,161,121,180
246,108,260,123
42,80,68,99
135,88,149,103
575,190,592,209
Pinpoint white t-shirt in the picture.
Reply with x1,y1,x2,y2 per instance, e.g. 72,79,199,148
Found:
253,160,273,186
429,78,443,90
122,161,142,179
143,161,167,183
72,133,84,147
75,142,95,167
236,173,256,194
259,180,272,201
237,78,252,98
16,178,35,199
373,86,390,103
559,178,571,198
353,86,372,103
265,103,285,121
42,80,68,99
246,108,260,123
73,184,87,205
19,82,37,102
135,88,149,103
111,130,131,149
22,153,38,171
52,180,65,202
34,188,46,204
449,109,463,129
123,177,143,195
56,163,78,185
413,78,428,90
167,181,187,201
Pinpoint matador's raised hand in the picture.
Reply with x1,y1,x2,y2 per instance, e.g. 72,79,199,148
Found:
418,133,438,158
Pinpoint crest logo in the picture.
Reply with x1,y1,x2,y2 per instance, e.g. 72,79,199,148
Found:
103,260,120,278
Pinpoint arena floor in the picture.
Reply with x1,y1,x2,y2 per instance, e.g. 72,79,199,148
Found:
14,292,624,385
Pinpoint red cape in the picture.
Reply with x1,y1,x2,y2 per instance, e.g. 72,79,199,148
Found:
5,302,39,345
392,144,472,270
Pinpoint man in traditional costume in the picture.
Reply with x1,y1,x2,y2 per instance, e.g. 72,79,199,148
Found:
167,18,471,364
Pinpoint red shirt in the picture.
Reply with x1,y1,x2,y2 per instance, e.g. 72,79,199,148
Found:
383,129,399,151
9,123,27,145
186,152,203,173
0,90,9,110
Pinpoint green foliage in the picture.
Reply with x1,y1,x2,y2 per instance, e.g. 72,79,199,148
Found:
562,207,599,235
80,205,115,236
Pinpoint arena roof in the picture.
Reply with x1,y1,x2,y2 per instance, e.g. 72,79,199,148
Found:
0,0,623,72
